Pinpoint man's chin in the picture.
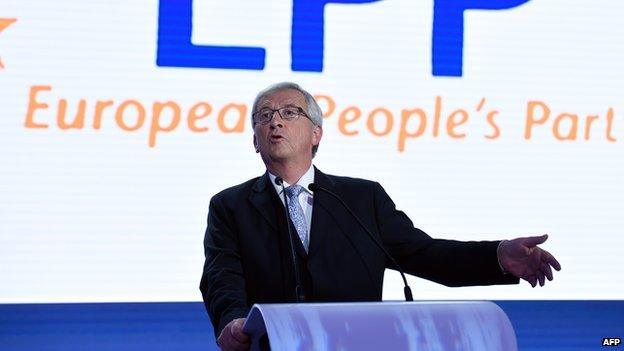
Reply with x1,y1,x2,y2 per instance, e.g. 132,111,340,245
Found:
268,145,292,157
269,153,290,162
260,150,291,163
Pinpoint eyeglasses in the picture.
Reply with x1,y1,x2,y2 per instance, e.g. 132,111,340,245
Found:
252,106,312,125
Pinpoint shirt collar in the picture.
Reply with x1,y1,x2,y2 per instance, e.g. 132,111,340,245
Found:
268,164,315,196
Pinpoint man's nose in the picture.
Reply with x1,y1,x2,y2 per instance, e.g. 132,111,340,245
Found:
269,112,283,128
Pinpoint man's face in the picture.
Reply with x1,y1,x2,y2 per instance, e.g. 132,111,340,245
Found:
253,89,322,165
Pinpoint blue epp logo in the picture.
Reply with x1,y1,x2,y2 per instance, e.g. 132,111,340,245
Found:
157,0,530,77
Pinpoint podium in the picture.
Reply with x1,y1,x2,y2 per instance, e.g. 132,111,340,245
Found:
243,301,517,351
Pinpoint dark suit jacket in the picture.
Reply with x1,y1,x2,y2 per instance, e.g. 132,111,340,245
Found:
200,168,518,336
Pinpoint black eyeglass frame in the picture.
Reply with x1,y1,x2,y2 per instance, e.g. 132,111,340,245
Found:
252,106,313,125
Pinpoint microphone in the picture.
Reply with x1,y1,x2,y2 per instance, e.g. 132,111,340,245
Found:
307,183,414,302
275,176,305,302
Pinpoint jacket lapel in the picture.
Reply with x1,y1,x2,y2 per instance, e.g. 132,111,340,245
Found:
249,172,309,259
248,173,278,232
308,167,340,257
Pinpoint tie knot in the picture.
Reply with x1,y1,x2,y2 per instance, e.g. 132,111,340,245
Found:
285,184,304,199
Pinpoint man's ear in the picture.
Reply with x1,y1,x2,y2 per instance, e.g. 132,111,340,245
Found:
312,125,323,146
253,134,259,153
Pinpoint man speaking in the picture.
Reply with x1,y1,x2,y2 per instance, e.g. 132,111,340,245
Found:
200,82,561,351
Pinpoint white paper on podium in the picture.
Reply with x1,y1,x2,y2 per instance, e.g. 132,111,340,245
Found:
243,301,517,351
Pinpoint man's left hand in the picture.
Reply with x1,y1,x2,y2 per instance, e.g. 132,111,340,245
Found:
498,234,561,287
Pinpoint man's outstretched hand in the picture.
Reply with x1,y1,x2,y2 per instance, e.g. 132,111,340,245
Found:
218,318,250,351
498,234,561,287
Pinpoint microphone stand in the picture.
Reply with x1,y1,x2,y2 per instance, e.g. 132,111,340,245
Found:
308,183,414,302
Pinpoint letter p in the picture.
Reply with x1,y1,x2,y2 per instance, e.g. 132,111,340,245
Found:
432,0,531,77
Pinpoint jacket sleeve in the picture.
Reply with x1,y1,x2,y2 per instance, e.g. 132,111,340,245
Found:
199,194,249,337
372,182,518,287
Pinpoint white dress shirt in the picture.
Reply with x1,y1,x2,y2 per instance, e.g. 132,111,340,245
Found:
268,164,315,238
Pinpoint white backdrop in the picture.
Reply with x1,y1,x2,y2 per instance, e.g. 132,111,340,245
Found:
1,0,623,303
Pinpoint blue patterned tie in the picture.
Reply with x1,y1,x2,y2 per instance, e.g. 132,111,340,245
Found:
285,185,309,252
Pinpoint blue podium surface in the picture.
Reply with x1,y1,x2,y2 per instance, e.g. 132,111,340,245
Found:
1,301,622,350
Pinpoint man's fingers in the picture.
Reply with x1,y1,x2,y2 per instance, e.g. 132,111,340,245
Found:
537,272,545,287
541,262,553,281
520,234,549,247
223,335,249,351
230,330,250,345
218,330,234,351
218,319,251,351
217,326,229,347
230,319,250,344
525,274,537,287
220,327,240,351
543,250,561,271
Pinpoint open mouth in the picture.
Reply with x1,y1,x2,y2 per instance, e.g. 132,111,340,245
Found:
270,135,284,142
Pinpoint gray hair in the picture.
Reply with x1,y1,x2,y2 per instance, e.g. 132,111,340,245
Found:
251,82,323,156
